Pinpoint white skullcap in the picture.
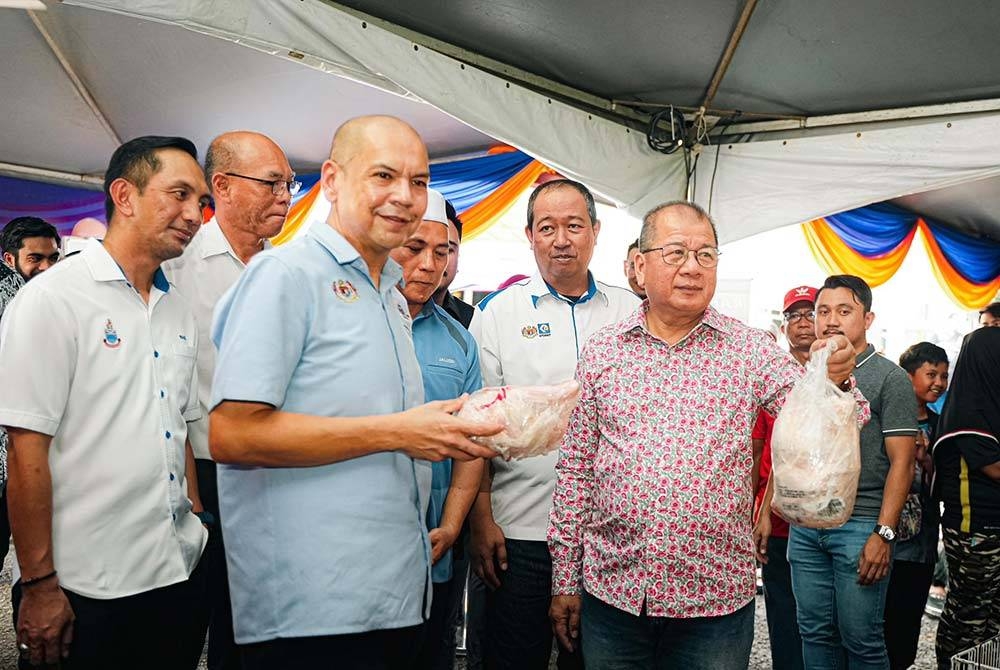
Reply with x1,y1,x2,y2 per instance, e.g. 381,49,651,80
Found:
424,188,448,227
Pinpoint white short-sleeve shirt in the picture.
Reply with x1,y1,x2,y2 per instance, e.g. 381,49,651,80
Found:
0,240,207,599
470,273,639,540
162,218,262,461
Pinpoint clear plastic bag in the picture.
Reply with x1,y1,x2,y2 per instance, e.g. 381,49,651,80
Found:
456,380,581,460
771,341,861,528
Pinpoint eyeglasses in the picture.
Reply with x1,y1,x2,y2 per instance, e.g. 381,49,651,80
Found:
641,244,720,268
225,172,302,196
784,310,815,324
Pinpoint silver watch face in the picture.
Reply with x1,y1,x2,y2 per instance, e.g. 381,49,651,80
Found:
878,525,896,541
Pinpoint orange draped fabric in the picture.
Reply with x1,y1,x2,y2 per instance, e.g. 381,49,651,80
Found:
270,181,321,246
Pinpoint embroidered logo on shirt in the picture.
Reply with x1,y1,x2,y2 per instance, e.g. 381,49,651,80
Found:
102,319,122,349
178,334,188,341
537,322,552,337
332,280,359,303
521,325,538,339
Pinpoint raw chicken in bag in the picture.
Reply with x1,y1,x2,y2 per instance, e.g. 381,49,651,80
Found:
770,341,861,528
456,380,580,460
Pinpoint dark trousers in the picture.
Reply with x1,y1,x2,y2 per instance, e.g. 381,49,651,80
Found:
581,592,754,670
484,538,583,670
195,458,240,670
13,556,208,670
884,559,934,670
415,580,457,670
240,625,425,670
762,535,804,670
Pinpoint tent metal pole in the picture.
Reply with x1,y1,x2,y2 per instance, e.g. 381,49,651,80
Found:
713,98,1000,137
0,162,104,189
27,9,121,145
699,0,759,114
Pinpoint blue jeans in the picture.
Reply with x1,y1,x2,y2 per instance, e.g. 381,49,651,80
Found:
788,518,891,670
581,591,754,670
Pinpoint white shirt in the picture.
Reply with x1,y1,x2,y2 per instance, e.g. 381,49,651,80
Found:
470,273,639,540
0,240,207,599
163,218,265,460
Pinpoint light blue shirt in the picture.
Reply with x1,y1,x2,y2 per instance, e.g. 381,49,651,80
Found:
210,221,431,644
410,300,482,583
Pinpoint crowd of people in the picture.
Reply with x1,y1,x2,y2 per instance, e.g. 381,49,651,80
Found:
0,115,996,670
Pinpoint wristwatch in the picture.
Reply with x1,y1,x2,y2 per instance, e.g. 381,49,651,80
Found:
873,524,896,543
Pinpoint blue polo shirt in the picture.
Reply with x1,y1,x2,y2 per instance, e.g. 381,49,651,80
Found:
210,221,431,644
410,300,482,583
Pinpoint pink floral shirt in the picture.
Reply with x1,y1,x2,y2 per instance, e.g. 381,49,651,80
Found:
548,304,870,618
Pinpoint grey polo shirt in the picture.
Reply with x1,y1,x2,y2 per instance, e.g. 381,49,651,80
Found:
852,344,918,518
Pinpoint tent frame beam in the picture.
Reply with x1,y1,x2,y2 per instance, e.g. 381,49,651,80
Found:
700,0,759,114
27,9,121,145
713,98,1000,137
0,162,104,189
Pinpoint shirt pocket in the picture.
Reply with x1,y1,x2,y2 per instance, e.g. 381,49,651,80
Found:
168,340,197,413
424,362,465,400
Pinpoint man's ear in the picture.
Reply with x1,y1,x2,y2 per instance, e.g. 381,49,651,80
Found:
320,159,340,203
864,310,875,330
2,251,14,268
210,172,229,201
592,219,601,242
524,225,535,249
634,250,647,287
108,178,135,219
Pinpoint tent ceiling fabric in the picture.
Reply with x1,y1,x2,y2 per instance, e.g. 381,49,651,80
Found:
337,0,1000,119
0,2,493,177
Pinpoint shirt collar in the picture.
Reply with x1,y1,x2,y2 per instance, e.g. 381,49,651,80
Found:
200,217,272,263
83,239,170,293
308,220,403,290
855,343,877,368
615,302,731,337
528,271,602,309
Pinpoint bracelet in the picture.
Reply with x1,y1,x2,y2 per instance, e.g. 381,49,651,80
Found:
20,570,57,588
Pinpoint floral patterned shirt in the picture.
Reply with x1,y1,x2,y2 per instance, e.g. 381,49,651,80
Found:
548,304,870,618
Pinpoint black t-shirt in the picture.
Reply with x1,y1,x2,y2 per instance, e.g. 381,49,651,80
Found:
936,433,1000,532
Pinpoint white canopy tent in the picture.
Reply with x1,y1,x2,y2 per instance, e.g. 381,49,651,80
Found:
4,0,1000,244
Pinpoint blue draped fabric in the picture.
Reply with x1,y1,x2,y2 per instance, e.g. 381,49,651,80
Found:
824,202,917,256
0,176,105,237
924,219,1000,283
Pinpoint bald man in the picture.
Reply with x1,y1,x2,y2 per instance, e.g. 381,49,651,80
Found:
208,116,500,668
163,130,297,670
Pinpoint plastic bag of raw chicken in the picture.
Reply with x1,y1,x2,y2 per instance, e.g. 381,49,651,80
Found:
456,380,581,460
770,341,861,528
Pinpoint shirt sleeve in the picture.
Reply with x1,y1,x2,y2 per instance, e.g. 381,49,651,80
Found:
210,254,311,410
0,285,76,436
753,334,804,417
880,366,920,436
469,306,504,388
548,340,600,596
955,434,1000,471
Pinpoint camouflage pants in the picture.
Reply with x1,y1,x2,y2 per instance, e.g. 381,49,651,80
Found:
935,526,1000,669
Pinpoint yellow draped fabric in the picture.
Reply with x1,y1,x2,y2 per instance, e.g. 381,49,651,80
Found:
801,219,915,288
271,181,320,246
461,160,549,241
802,218,999,309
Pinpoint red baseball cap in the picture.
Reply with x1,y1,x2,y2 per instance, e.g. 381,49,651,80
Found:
783,285,818,312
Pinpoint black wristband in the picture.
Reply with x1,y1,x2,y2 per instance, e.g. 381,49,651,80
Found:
20,570,57,588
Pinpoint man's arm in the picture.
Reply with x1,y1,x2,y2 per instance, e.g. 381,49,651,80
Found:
430,458,484,564
858,434,914,585
7,428,74,665
210,399,500,467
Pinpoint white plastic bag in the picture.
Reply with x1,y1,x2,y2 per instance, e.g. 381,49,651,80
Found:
771,341,861,528
456,380,581,460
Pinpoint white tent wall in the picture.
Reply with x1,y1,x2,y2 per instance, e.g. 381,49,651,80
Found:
66,0,689,213
693,111,1000,243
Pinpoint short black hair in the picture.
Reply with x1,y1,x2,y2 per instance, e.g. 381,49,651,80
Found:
1,216,61,255
104,136,199,221
526,179,597,230
627,238,639,254
898,341,949,374
815,274,873,312
979,302,1000,319
445,200,463,240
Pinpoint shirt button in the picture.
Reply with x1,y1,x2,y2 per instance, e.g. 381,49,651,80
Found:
165,431,171,439
160,389,166,399
169,473,175,481
154,351,160,358
172,513,176,521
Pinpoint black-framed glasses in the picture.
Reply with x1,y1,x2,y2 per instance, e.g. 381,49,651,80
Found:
784,310,815,324
641,244,720,268
225,172,302,196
